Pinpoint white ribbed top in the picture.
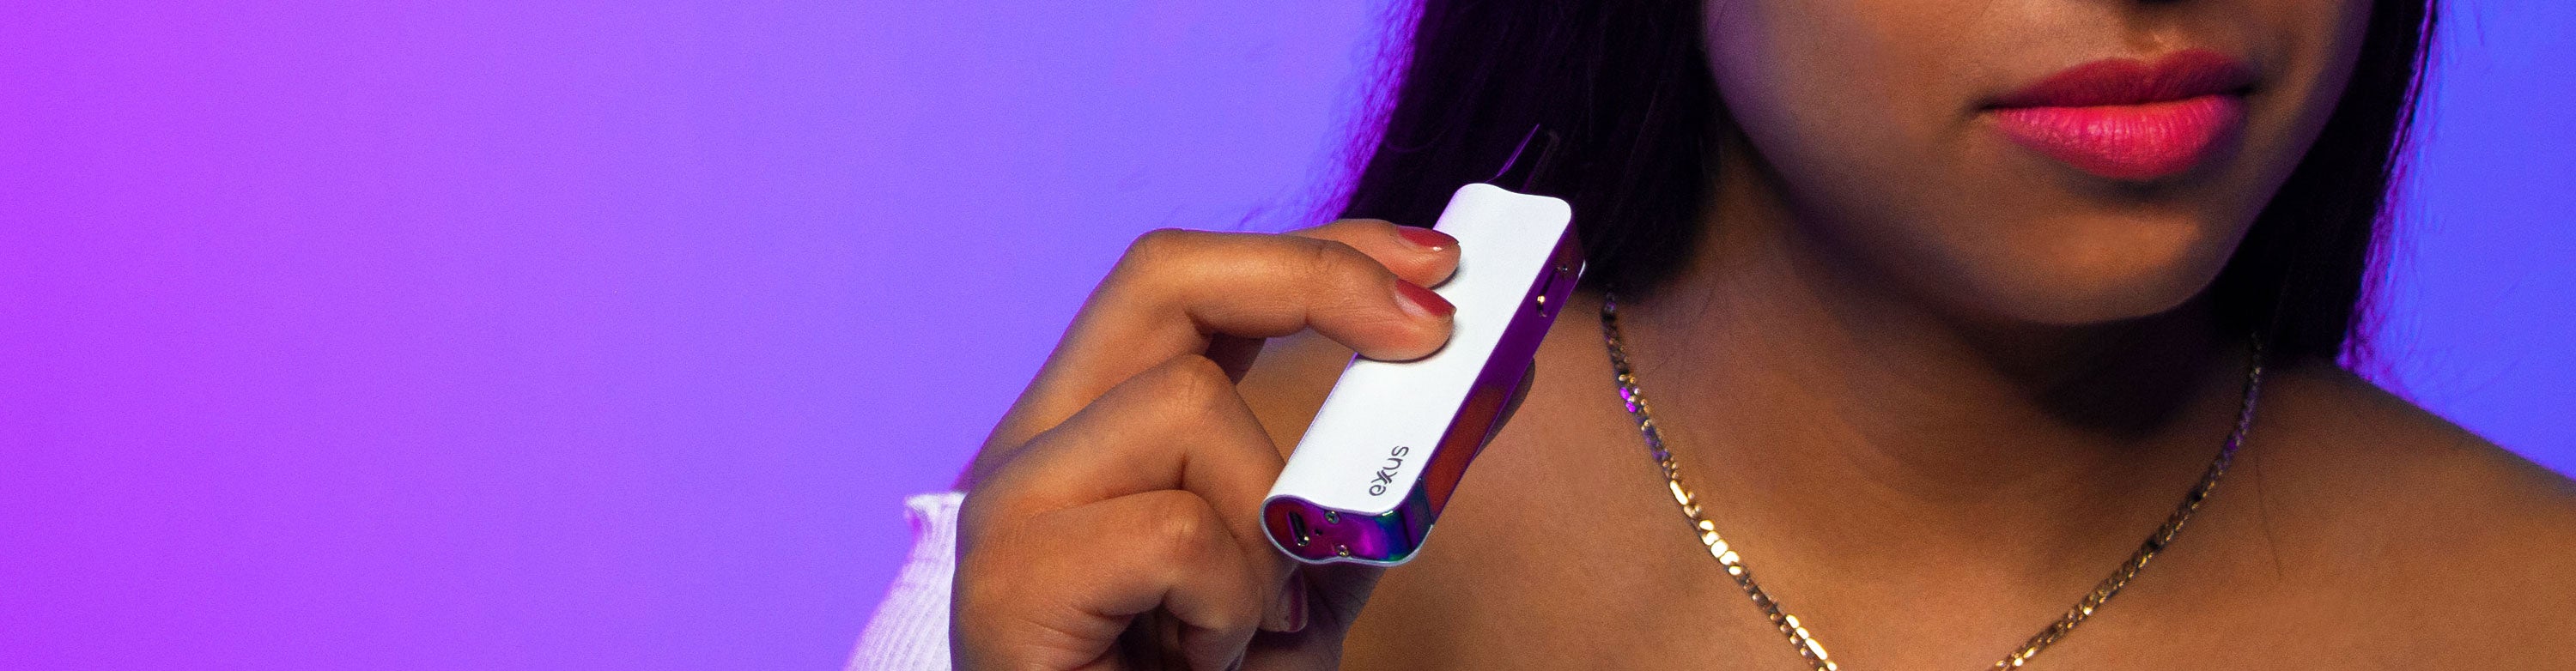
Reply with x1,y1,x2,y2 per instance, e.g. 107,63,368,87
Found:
847,492,964,671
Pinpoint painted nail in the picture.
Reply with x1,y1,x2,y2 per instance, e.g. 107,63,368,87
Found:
1392,281,1454,319
1395,227,1456,252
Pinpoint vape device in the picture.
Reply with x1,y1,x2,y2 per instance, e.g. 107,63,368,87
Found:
1261,130,1584,565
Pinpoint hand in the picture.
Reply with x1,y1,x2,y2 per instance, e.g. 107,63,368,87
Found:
952,219,1462,670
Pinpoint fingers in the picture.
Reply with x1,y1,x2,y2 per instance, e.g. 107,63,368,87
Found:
968,355,1285,563
952,219,1470,669
955,490,1267,671
963,354,1301,640
1290,218,1460,290
958,352,1298,663
983,220,1459,456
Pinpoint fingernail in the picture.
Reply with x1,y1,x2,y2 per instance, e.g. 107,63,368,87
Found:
1281,570,1309,634
1395,227,1456,252
1393,281,1454,320
1261,569,1303,632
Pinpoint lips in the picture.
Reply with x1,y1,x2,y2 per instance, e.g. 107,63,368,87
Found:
1987,49,2256,181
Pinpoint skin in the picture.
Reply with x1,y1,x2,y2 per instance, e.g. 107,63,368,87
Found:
951,0,2576,668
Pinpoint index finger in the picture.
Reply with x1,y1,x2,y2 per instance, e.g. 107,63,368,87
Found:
977,220,1460,470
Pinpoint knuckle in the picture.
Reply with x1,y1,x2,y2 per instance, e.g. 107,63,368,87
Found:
1120,227,1201,269
1134,491,1227,564
1297,236,1361,275
1136,354,1237,419
1292,239,1406,322
1287,236,1386,294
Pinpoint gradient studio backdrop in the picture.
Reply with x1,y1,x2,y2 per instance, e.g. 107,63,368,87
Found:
3,2,2568,669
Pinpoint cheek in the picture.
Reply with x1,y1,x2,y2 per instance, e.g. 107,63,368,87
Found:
1704,0,2093,315
1704,0,1971,223
2245,0,2375,184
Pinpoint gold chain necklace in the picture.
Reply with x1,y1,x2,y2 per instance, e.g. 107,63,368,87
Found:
1598,293,2263,670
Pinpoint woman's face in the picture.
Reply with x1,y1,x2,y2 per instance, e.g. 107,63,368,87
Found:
1702,0,2374,324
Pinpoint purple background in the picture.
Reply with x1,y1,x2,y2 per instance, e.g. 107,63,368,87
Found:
2,2,2566,669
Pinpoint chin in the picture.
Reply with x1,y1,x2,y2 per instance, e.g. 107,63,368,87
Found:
1947,211,2241,327
1984,275,2214,326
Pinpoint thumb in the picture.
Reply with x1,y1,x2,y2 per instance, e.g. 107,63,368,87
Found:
1239,563,1388,669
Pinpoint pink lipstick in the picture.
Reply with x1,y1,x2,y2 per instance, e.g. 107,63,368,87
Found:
1988,49,2256,181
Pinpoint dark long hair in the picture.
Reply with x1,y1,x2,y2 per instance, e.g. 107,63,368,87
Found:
1337,2,2437,365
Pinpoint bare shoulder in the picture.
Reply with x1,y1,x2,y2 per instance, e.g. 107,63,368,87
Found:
2251,361,2576,658
2264,360,2576,530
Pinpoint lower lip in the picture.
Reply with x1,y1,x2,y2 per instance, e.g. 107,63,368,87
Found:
1989,94,2246,181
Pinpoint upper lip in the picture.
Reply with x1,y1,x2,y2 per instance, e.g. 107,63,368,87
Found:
1990,48,2257,108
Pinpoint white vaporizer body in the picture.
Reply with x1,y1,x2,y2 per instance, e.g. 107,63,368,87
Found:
1261,182,1584,565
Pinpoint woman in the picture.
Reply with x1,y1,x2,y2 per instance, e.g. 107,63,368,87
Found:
865,0,2576,668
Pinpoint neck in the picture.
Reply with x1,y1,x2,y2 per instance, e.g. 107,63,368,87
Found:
1607,132,2256,586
